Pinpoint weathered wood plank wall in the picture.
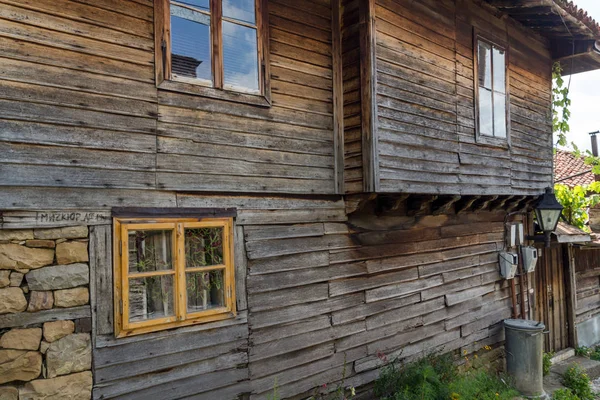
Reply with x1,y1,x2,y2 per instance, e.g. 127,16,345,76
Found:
0,0,336,195
0,0,553,398
0,0,158,190
84,194,520,399
375,0,460,194
0,0,553,196
371,0,553,195
243,201,519,399
573,247,600,325
342,0,364,194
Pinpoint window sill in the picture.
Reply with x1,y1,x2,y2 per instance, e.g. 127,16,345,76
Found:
116,311,237,338
476,134,510,150
96,310,248,347
158,79,271,108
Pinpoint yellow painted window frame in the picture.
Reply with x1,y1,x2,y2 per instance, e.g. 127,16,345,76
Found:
113,217,236,338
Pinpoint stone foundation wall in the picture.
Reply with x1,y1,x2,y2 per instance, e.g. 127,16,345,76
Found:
0,227,92,399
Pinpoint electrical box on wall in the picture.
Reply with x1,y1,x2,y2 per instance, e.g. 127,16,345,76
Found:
499,251,518,279
522,246,538,273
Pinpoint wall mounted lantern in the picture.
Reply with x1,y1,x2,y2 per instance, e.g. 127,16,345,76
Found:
527,187,563,248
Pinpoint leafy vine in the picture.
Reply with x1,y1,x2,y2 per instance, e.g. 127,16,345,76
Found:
552,62,571,148
552,62,600,231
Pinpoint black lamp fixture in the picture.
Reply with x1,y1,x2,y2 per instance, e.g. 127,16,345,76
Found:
526,187,563,248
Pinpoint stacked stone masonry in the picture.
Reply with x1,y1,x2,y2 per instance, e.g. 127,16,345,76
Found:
0,227,92,399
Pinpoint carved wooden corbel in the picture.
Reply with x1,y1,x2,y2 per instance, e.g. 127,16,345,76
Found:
432,195,461,215
473,195,498,213
408,195,438,216
456,195,480,214
505,196,527,213
345,193,377,215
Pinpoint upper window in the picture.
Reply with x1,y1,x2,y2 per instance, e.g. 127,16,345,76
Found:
155,0,269,103
113,217,235,337
475,37,507,139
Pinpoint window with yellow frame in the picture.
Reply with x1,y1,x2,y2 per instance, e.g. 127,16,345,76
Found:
113,217,235,337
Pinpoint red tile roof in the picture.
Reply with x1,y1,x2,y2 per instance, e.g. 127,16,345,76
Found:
485,0,600,40
554,149,595,187
556,0,600,37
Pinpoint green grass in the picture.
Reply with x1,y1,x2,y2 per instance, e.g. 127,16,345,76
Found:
544,352,555,376
589,347,600,362
575,347,591,358
448,370,518,400
374,352,518,400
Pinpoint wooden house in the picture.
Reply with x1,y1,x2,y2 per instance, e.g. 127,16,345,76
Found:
553,135,600,351
1,0,600,398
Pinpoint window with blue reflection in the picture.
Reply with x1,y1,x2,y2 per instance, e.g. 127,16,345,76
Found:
171,4,212,83
168,0,261,94
223,21,259,93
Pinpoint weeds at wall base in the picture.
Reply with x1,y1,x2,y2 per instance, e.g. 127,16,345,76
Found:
374,350,518,400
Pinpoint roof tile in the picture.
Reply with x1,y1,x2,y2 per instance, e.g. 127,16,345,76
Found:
554,149,595,187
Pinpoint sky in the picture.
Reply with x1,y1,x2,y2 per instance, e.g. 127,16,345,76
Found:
562,0,600,152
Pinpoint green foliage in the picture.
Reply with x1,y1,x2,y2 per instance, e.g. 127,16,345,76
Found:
267,378,280,400
571,142,600,176
575,347,591,357
554,184,600,231
544,352,555,377
374,353,516,400
553,62,571,147
553,388,581,400
553,62,600,229
447,370,518,400
589,346,600,362
563,364,594,400
374,353,456,400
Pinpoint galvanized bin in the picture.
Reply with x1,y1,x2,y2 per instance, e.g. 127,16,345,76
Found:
504,319,546,398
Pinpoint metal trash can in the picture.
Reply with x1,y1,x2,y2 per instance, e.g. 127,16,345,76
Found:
504,319,547,398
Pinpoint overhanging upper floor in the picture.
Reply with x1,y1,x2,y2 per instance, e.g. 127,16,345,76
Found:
0,0,600,206
342,0,600,197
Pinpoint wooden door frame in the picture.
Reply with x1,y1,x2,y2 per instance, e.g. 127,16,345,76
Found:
564,243,578,347
533,242,575,352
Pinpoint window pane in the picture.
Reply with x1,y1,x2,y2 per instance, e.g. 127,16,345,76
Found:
223,21,259,93
186,270,225,313
128,230,173,274
171,5,212,82
478,41,492,90
494,92,507,138
223,0,256,24
176,0,209,12
493,47,506,94
129,275,175,323
479,87,493,136
185,227,224,268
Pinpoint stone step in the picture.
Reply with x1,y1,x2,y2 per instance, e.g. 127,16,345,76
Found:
544,355,600,397
550,348,575,364
551,356,600,380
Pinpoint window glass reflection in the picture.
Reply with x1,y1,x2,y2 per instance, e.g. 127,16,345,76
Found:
223,0,255,24
171,5,212,82
223,21,259,92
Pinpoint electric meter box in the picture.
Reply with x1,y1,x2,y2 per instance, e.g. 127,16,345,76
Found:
499,251,518,279
522,246,538,273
